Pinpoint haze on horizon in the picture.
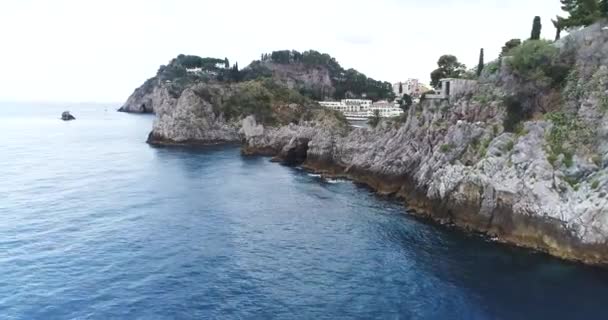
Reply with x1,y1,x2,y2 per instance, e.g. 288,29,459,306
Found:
0,0,564,103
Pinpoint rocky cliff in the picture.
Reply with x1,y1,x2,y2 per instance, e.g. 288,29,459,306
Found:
242,22,608,265
146,79,347,146
129,23,608,265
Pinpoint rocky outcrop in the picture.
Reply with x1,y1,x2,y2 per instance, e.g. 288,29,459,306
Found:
147,84,240,145
119,78,177,114
146,80,346,146
61,111,75,121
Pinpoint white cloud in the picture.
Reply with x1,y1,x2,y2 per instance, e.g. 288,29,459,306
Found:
0,0,564,102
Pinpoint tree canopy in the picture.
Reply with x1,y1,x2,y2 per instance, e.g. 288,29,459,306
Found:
558,0,605,30
430,55,466,88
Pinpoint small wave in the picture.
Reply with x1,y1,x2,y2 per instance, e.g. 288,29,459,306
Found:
307,173,322,178
325,178,347,184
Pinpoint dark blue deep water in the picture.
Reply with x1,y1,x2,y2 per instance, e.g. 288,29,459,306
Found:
2,103,608,319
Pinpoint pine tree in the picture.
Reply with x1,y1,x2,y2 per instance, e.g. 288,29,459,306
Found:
477,48,484,77
531,16,542,40
601,0,608,16
560,0,601,28
224,57,230,69
398,82,403,94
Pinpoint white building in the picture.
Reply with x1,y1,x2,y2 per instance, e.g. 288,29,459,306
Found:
318,101,342,109
370,101,404,118
342,99,372,112
319,99,403,120
393,79,428,98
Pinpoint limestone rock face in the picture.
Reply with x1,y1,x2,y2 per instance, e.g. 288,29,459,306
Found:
147,84,240,145
264,62,335,98
119,79,176,114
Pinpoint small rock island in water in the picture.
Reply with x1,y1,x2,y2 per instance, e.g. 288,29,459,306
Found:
61,111,75,121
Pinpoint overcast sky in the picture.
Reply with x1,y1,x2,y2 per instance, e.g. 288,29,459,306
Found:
0,0,565,103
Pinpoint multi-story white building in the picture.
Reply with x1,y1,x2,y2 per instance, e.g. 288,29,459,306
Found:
342,99,372,112
370,101,403,118
392,79,429,98
319,99,403,120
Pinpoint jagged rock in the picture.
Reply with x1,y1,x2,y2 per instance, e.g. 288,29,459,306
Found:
61,111,75,121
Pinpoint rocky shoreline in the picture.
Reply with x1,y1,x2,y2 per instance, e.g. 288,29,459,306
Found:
124,22,608,266
235,132,607,266
300,159,608,266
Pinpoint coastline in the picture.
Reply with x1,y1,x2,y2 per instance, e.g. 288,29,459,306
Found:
271,153,608,267
146,122,608,267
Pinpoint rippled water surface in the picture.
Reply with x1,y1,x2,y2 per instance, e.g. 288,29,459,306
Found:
2,103,608,319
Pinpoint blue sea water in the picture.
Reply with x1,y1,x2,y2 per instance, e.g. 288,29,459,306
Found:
1,102,608,320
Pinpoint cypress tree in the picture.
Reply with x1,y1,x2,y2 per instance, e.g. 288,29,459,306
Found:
398,82,403,94
477,48,484,77
531,16,542,40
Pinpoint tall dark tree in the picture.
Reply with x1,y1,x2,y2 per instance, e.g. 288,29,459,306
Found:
531,16,542,40
224,57,230,69
398,82,403,94
477,48,485,77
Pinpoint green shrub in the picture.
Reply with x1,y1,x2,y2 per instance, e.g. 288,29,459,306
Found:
564,70,585,100
440,144,453,153
547,153,558,165
545,112,581,168
592,155,602,167
591,180,600,190
506,40,569,86
224,82,275,124
485,61,500,75
563,151,574,168
564,176,579,189
504,140,515,152
514,123,528,137
478,138,492,157
492,124,500,136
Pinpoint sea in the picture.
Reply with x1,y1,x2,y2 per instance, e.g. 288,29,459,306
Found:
1,102,608,319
